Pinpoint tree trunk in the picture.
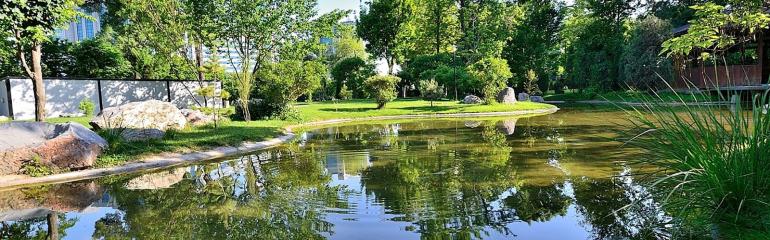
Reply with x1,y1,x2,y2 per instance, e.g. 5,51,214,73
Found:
32,44,46,122
195,43,208,107
240,99,251,122
47,212,58,240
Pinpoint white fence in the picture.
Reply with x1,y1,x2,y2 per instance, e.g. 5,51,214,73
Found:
0,77,222,120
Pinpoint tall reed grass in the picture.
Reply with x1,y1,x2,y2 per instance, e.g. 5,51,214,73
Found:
622,88,770,234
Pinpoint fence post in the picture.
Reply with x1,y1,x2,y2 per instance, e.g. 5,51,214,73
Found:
166,80,172,102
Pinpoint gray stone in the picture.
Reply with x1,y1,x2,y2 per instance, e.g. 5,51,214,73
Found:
464,121,482,128
496,87,517,104
518,92,530,101
462,95,483,104
497,119,518,135
180,109,214,126
90,100,187,141
530,96,545,103
0,122,107,175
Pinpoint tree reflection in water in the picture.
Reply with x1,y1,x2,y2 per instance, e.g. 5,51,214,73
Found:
0,113,675,239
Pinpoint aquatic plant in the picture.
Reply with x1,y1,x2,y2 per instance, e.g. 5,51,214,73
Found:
624,89,770,233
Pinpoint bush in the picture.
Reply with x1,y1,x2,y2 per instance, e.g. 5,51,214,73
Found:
233,99,299,121
256,60,325,117
419,79,445,107
467,57,512,104
331,57,374,98
339,84,353,100
79,98,95,116
364,75,401,109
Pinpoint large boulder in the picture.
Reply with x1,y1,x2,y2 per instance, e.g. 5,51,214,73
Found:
497,119,518,135
463,95,483,104
496,87,517,104
180,109,214,126
0,122,107,175
90,100,187,141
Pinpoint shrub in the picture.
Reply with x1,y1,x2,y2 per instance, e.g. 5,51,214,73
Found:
524,69,542,96
331,57,374,98
419,79,445,107
339,84,353,100
79,98,95,116
467,57,512,104
257,60,326,116
364,75,401,109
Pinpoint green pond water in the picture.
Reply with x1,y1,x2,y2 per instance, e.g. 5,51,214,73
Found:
0,107,672,239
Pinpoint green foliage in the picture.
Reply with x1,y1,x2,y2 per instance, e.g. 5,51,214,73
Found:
524,69,542,95
20,155,54,177
364,75,401,109
331,57,374,99
78,98,95,116
330,25,368,63
467,57,512,104
70,30,133,78
620,16,673,90
562,0,631,91
502,0,562,91
626,93,770,233
40,39,74,77
357,0,413,74
338,84,353,100
195,85,216,98
418,79,445,107
259,60,325,106
662,2,770,58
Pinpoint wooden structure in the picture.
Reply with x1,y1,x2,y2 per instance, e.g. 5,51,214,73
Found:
672,26,770,91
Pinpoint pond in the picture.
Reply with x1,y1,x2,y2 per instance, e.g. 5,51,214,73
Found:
0,106,672,240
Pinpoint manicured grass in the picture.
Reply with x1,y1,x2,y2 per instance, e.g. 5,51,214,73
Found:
294,98,552,121
544,90,716,103
41,99,554,167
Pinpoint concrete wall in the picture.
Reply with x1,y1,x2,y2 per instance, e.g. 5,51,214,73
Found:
2,78,221,120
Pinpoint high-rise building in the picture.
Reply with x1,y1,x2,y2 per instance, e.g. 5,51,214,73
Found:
55,9,101,42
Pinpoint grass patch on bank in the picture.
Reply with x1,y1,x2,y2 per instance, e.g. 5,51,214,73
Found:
42,99,553,167
545,90,715,103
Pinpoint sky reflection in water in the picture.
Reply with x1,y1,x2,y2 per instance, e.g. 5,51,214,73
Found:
0,107,672,240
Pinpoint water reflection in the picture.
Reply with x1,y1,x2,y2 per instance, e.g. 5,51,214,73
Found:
0,109,672,239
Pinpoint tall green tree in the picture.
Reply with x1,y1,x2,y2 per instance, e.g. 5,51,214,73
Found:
220,0,318,121
502,0,562,91
0,0,84,121
562,0,639,91
620,16,672,90
357,0,414,74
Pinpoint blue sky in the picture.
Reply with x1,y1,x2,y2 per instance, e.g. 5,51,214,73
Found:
317,0,359,20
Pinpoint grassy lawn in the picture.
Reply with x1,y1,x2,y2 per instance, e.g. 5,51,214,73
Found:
544,90,716,103
34,99,554,167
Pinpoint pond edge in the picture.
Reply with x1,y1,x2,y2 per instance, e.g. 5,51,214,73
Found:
0,107,559,191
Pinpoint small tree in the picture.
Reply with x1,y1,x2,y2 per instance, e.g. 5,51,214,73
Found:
1,0,84,121
364,75,401,109
467,57,512,104
524,69,542,95
419,79,445,107
258,60,325,115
